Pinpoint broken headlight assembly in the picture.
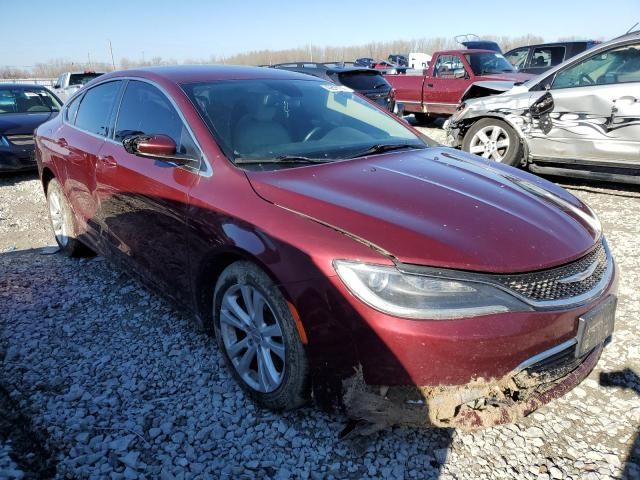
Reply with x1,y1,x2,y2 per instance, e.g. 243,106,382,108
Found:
334,261,531,320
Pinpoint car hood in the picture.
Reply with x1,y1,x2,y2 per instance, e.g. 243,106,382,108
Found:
245,148,601,273
477,72,535,82
0,112,57,135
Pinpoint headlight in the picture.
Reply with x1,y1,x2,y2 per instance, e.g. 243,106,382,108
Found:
334,261,531,320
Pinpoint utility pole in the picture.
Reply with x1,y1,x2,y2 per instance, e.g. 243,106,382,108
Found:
87,52,92,69
109,40,116,70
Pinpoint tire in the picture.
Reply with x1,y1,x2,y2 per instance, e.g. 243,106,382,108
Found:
46,178,92,257
462,118,523,167
413,113,437,125
213,261,309,410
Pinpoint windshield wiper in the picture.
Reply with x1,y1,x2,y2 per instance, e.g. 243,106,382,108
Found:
234,155,333,165
349,143,426,158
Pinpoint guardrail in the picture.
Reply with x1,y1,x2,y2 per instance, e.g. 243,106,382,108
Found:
0,78,56,87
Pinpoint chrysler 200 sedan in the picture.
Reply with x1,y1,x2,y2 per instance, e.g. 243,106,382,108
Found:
35,66,617,429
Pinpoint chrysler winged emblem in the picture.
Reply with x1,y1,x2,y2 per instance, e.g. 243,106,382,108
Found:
558,260,599,284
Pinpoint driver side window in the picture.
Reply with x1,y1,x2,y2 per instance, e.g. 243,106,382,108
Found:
115,80,201,161
552,43,640,89
433,55,466,79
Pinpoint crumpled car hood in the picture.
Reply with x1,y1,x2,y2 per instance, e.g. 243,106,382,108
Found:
245,148,601,273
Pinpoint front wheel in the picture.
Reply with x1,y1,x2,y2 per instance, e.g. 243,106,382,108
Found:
213,261,310,410
46,178,92,257
462,118,523,167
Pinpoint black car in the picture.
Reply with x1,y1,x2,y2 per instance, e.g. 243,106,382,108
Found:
388,54,408,66
354,57,375,67
268,62,396,113
504,41,599,75
0,84,62,173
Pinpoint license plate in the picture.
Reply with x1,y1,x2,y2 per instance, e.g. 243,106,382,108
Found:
576,295,616,358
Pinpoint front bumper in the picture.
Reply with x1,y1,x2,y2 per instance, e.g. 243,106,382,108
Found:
443,118,463,148
0,146,37,173
343,341,603,430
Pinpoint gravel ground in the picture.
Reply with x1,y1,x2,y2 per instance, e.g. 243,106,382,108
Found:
0,134,639,479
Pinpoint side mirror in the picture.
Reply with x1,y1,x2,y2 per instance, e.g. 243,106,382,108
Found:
530,91,554,117
123,134,196,167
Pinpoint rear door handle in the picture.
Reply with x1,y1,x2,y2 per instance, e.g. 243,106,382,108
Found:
426,83,434,88
56,138,68,147
98,155,118,168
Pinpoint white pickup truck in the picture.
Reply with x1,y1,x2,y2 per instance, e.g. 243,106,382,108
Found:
52,71,105,102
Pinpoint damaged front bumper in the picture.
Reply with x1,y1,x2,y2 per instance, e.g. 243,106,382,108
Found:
343,341,602,431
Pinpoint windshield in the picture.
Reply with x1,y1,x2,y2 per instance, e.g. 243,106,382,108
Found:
334,71,390,90
182,79,432,167
69,73,104,86
465,53,515,75
0,87,61,114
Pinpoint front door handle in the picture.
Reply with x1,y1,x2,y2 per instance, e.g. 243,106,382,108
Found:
426,83,434,88
56,138,68,147
98,155,118,168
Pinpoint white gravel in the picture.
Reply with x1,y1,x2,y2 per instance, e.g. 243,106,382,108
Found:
0,142,639,479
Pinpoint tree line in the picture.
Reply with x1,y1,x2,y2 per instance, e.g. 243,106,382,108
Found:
0,34,548,78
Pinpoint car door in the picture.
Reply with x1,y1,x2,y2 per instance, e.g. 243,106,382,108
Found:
525,45,566,75
424,54,472,114
59,80,123,249
94,79,201,305
528,40,640,165
504,46,531,72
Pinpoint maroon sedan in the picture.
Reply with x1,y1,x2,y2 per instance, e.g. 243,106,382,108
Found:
35,66,617,429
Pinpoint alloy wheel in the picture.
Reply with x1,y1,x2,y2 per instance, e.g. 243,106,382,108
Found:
468,125,511,162
219,284,286,393
48,189,69,247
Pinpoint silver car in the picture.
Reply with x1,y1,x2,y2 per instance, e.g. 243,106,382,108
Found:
446,31,640,184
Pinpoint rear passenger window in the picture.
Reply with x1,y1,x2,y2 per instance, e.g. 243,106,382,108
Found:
65,94,82,124
75,81,121,136
115,80,200,160
531,46,565,69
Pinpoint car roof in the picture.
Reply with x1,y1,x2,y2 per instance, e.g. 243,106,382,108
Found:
506,41,597,52
0,83,53,90
100,65,322,84
435,49,498,55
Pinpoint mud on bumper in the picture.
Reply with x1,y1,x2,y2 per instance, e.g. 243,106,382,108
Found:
343,343,602,431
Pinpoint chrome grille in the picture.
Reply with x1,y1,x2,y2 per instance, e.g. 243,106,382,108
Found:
6,134,34,146
495,240,609,303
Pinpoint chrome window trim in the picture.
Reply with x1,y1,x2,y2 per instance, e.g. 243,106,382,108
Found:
61,76,212,178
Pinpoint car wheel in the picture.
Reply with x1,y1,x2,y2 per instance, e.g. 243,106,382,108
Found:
213,261,309,410
413,113,436,125
462,118,523,167
46,178,92,257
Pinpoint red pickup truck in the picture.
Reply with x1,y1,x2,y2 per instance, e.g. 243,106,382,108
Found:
385,49,534,123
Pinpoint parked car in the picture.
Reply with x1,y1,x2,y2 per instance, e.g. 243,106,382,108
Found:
385,49,534,122
53,71,105,101
504,41,599,75
35,65,617,429
446,31,640,183
388,54,408,66
354,57,375,68
269,62,396,112
0,84,62,173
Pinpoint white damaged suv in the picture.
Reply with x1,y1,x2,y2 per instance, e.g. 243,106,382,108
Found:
445,31,640,184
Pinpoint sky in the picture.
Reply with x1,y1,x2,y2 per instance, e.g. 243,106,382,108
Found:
3,0,639,67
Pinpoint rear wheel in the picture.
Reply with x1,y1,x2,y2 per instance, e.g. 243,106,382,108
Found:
462,118,523,167
213,261,309,410
46,178,92,257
